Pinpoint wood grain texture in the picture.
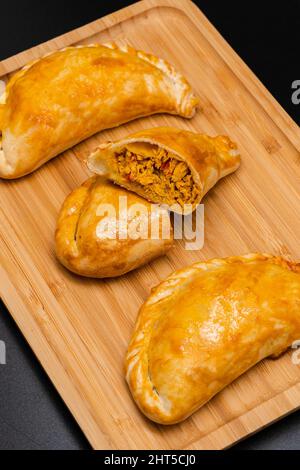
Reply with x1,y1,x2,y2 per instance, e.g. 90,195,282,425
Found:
0,0,300,450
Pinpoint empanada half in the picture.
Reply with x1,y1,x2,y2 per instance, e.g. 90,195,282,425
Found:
126,254,300,424
0,44,199,178
55,176,174,278
88,127,240,214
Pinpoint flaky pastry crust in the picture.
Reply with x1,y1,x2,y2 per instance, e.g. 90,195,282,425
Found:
88,127,240,214
126,253,300,424
0,44,198,178
55,176,174,278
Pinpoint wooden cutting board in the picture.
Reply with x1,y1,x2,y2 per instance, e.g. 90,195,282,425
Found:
1,0,300,450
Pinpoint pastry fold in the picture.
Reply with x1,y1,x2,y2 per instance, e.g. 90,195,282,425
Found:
55,176,173,278
0,44,198,178
88,127,240,214
125,254,300,424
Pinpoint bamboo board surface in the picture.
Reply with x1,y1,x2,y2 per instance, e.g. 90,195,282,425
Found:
1,0,300,450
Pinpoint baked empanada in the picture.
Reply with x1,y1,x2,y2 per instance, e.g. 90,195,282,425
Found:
126,254,300,424
0,44,198,179
55,176,173,278
87,127,240,214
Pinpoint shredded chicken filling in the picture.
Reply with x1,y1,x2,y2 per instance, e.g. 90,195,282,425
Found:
115,146,200,208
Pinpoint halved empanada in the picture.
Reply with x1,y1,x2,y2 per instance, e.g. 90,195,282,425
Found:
0,44,198,178
55,176,173,278
87,127,240,214
126,254,300,424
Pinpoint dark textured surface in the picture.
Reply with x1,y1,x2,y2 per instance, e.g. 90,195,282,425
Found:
0,301,90,450
0,0,299,450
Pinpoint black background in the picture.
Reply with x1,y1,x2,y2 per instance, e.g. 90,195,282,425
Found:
0,0,299,450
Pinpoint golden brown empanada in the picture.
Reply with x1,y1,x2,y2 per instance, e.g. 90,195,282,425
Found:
55,176,174,278
0,44,198,179
87,127,240,214
126,254,300,424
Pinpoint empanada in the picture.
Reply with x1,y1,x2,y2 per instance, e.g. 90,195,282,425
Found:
0,44,198,178
126,254,300,424
55,176,173,278
87,127,240,214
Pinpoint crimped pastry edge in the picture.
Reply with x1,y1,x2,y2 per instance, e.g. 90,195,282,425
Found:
125,253,300,424
146,253,300,306
0,43,199,176
0,42,199,117
87,128,240,214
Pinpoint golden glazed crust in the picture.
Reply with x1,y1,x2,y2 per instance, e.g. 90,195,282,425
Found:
55,176,174,278
87,127,240,214
125,254,300,424
0,44,199,179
